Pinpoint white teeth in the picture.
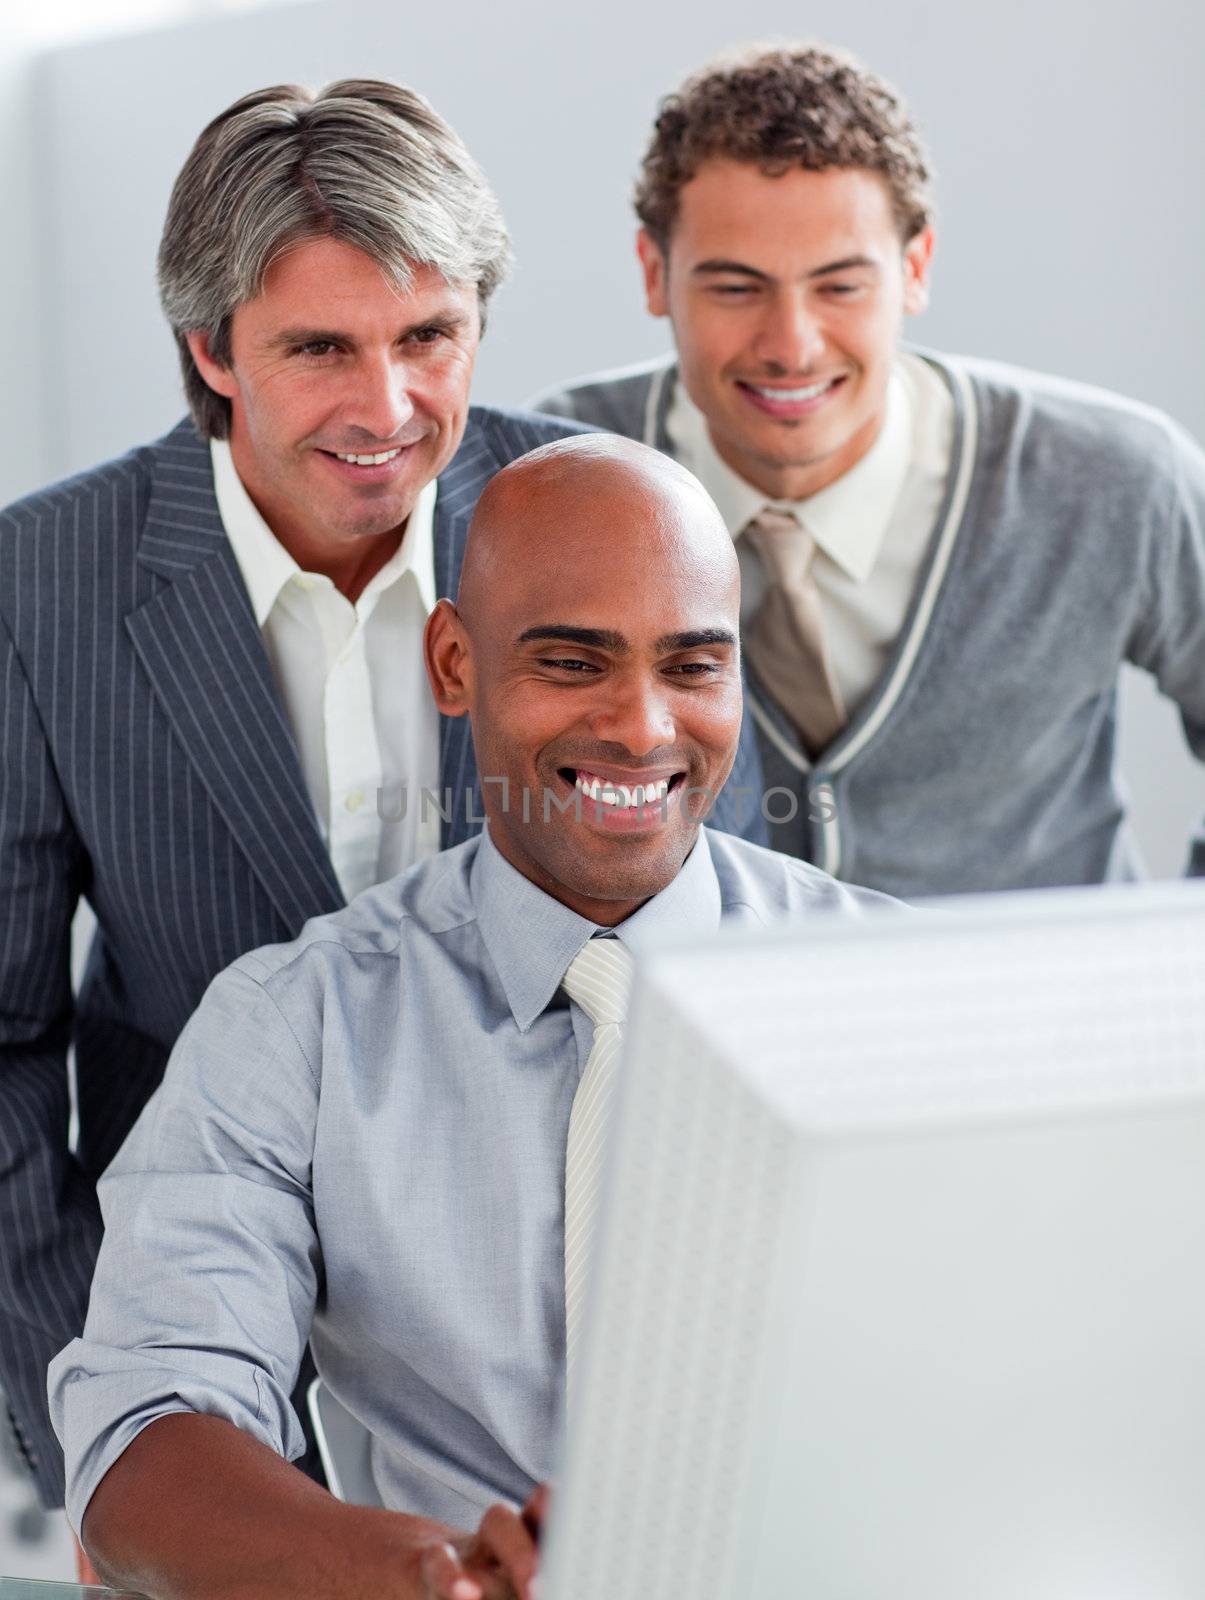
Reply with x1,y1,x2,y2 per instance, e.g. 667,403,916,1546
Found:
334,448,402,465
750,379,833,403
573,772,671,808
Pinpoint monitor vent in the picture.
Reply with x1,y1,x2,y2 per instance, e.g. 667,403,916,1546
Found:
691,900,1205,1130
549,988,796,1598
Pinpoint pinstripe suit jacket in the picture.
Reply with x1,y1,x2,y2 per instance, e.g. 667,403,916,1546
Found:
0,405,588,1505
0,406,767,1506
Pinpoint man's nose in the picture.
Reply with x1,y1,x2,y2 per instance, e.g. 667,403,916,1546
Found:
347,351,416,441
754,293,826,372
589,673,676,757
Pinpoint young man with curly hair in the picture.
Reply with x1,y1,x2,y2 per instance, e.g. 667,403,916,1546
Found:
535,43,1205,899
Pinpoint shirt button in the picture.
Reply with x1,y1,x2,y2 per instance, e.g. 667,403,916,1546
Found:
295,574,318,592
345,790,366,813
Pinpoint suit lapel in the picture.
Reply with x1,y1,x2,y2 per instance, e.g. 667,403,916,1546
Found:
433,414,499,848
127,423,344,929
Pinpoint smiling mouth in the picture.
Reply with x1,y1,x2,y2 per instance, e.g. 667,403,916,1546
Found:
332,447,404,465
316,445,409,467
736,375,846,407
556,767,687,812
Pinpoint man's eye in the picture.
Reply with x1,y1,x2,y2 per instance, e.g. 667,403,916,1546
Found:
408,326,446,345
539,657,598,674
668,661,721,677
711,283,757,298
296,341,337,359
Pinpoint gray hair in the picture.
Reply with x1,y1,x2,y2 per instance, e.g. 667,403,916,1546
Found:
158,78,513,439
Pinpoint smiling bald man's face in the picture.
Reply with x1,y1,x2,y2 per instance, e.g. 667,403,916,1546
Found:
425,439,743,924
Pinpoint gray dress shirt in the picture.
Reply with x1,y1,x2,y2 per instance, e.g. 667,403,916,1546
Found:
49,827,883,1534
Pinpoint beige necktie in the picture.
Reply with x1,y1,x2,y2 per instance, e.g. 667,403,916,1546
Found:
561,937,634,1396
744,507,847,754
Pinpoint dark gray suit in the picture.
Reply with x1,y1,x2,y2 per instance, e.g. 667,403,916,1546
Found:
0,406,587,1504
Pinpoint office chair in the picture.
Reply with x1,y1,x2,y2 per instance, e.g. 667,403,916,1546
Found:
305,1377,384,1508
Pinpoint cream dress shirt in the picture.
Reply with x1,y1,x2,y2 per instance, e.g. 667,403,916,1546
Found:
666,351,955,717
211,440,441,900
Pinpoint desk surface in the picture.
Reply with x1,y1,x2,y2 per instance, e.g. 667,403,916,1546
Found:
0,1583,142,1597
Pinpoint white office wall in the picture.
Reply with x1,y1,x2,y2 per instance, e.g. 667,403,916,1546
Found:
0,44,54,504
5,0,1204,872
0,1,242,505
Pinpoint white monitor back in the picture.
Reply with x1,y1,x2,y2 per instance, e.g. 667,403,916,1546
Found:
543,881,1205,1600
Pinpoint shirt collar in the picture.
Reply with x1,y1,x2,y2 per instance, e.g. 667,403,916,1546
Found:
665,358,915,584
211,438,295,626
470,825,723,1032
210,438,438,625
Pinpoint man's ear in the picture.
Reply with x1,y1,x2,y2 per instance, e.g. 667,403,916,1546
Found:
185,330,240,399
636,229,670,318
901,226,936,317
424,599,472,717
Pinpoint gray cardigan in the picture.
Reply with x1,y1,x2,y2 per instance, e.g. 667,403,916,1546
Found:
533,352,1205,895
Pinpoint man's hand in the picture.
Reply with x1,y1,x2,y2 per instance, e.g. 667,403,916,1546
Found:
418,1486,548,1600
84,1415,551,1600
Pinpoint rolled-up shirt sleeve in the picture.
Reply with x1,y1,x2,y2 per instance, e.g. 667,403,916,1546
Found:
48,956,322,1534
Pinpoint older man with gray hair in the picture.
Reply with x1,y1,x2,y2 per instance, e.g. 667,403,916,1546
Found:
0,77,646,1520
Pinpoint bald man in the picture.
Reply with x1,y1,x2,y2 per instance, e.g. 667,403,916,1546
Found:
48,438,886,1600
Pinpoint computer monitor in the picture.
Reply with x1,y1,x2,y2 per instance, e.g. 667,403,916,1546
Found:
543,880,1205,1600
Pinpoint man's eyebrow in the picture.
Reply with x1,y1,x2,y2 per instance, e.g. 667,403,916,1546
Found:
809,254,879,278
517,626,629,652
265,326,353,350
654,628,737,652
691,255,880,281
265,308,472,350
692,260,771,282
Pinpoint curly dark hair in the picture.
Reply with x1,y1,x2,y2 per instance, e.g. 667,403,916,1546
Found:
635,43,934,249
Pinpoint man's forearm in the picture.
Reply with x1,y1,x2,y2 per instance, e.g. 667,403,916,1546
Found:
83,1412,467,1600
0,1039,104,1505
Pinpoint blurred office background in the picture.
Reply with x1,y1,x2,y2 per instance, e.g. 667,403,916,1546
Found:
1,0,1202,1578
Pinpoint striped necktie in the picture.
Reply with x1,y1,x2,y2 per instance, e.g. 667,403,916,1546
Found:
561,937,634,1396
743,506,847,755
